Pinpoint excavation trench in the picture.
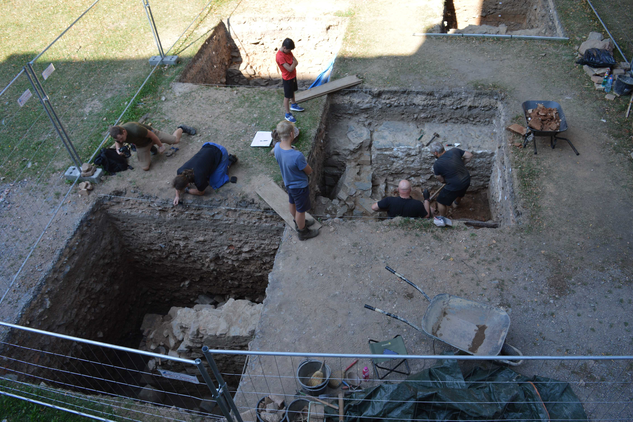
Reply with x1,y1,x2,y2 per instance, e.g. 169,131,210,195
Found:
3,197,284,411
441,0,561,36
3,89,517,413
310,89,517,226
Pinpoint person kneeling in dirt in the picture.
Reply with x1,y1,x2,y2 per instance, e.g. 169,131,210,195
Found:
372,179,431,218
110,122,196,171
430,141,473,217
172,142,237,205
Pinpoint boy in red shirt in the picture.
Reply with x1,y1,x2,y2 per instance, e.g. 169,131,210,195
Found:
275,38,305,123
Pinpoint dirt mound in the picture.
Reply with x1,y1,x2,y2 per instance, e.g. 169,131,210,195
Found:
179,21,233,85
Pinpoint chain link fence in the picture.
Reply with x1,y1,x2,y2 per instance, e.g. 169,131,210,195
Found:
1,321,632,421
0,0,215,324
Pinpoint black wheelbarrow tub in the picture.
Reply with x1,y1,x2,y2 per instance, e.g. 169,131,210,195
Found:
522,100,568,135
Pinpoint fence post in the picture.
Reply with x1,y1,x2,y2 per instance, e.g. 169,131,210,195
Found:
200,346,245,422
23,63,82,169
142,0,178,66
195,357,238,422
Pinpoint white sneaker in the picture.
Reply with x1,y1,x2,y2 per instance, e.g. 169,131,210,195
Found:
434,216,453,227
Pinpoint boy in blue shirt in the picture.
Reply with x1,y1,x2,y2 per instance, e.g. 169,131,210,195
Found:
273,120,319,241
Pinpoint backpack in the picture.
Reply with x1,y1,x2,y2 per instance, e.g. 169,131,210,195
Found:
93,148,129,174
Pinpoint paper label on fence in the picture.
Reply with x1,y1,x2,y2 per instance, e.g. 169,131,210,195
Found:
251,131,273,147
17,89,32,107
158,369,200,384
42,63,55,80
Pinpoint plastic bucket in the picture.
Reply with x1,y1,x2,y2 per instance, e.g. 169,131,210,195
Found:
296,359,330,396
257,396,287,422
285,398,310,422
613,75,633,96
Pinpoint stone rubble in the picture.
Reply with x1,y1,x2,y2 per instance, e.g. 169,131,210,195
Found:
577,32,632,99
139,299,263,362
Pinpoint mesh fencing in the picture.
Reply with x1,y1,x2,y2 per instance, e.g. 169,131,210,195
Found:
0,0,214,324
1,322,632,421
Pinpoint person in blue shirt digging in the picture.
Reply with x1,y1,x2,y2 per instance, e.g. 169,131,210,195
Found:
273,120,319,241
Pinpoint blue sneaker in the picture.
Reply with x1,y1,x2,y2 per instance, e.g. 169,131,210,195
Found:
285,113,297,123
290,103,305,112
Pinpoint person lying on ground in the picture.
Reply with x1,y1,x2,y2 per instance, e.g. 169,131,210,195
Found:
372,179,431,218
110,122,196,171
430,141,473,217
172,142,237,205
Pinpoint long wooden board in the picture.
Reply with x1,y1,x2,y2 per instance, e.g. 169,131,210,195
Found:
294,75,362,103
256,179,321,232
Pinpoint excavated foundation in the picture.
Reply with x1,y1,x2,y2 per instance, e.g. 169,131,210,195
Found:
179,17,346,86
312,89,517,225
441,0,561,36
3,197,284,411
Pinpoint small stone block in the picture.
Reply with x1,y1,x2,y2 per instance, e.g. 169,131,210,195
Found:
149,55,178,66
595,83,605,90
605,94,616,100
613,68,625,75
64,166,103,183
591,75,604,83
506,124,526,135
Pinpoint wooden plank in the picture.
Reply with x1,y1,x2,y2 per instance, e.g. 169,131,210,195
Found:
295,75,362,103
256,178,321,232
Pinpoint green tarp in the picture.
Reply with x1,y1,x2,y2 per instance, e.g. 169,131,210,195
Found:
332,359,587,421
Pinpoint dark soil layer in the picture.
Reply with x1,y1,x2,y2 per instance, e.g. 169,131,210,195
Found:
179,21,234,85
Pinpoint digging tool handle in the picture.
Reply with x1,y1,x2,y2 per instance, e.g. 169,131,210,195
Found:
425,133,439,147
384,266,431,302
364,304,423,333
429,184,445,202
344,359,358,373
626,94,633,119
338,392,344,421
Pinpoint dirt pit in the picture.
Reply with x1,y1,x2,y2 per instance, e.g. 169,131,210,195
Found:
180,16,347,86
310,89,516,225
2,197,284,411
441,0,561,36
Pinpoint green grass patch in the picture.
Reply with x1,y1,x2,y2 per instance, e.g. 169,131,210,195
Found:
0,381,114,421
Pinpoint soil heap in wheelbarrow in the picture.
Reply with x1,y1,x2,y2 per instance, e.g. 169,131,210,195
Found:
526,103,561,131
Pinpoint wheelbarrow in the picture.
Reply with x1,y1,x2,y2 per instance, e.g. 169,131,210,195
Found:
522,100,579,155
365,266,522,365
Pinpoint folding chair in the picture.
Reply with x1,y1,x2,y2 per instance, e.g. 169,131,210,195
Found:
368,335,411,379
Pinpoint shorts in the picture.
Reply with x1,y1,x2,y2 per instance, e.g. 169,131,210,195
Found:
437,185,469,206
283,78,298,99
287,186,311,213
136,129,177,170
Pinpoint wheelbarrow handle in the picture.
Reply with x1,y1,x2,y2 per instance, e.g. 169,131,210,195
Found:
364,304,423,333
384,266,431,302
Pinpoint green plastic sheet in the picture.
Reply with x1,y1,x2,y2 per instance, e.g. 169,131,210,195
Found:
335,359,587,421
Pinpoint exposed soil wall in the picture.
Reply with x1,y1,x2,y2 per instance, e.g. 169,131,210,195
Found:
180,16,346,86
179,21,234,85
446,0,560,36
3,197,284,405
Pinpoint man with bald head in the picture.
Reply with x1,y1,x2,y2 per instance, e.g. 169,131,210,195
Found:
371,180,431,218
